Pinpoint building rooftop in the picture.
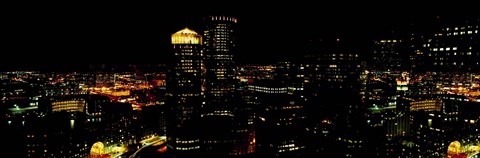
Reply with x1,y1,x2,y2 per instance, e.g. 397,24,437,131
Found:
171,27,202,44
172,27,199,35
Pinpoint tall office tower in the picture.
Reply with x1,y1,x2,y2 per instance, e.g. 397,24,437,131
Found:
248,80,306,158
202,15,239,156
372,39,407,71
304,37,367,157
167,28,204,156
419,18,479,72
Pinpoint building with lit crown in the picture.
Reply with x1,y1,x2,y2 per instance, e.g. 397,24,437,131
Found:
167,28,204,156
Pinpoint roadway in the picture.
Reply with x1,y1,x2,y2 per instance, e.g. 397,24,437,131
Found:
128,136,171,158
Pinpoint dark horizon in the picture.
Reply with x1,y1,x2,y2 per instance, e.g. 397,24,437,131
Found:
3,6,478,70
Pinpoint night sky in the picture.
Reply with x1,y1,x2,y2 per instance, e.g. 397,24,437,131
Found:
3,4,476,70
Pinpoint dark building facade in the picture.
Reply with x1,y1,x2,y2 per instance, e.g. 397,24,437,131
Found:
372,39,408,71
248,80,306,157
202,15,240,156
416,18,479,72
304,37,368,157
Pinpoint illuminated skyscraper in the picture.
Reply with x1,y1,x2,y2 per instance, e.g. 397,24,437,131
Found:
167,28,204,156
202,15,239,155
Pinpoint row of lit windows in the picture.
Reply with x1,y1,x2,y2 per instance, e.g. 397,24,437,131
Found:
176,146,200,150
213,42,228,45
214,37,229,41
278,147,300,153
445,26,479,31
214,49,229,52
287,87,304,91
213,31,229,35
176,52,195,56
282,106,302,110
211,93,226,97
213,54,232,57
203,112,234,117
252,89,287,93
212,58,233,61
326,79,345,82
446,52,473,56
177,79,192,83
174,45,195,49
212,29,226,32
433,62,467,66
52,100,84,112
337,137,363,144
180,93,199,97
435,30,477,36
411,105,441,111
326,54,358,57
248,86,287,91
379,40,401,43
172,35,201,44
178,66,194,70
176,139,199,144
431,47,458,51
214,34,229,38
183,70,197,73
210,16,238,23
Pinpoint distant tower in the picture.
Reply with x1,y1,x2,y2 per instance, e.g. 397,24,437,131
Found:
372,39,406,71
304,37,367,157
202,15,240,155
167,28,204,156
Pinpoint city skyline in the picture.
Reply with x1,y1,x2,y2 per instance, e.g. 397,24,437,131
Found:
2,11,479,158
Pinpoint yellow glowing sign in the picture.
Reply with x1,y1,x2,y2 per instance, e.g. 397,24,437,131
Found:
171,28,202,44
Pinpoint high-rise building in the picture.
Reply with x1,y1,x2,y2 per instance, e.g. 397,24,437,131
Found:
249,80,306,157
372,39,407,71
167,28,204,156
418,18,479,72
304,37,367,157
231,83,256,156
202,15,239,156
